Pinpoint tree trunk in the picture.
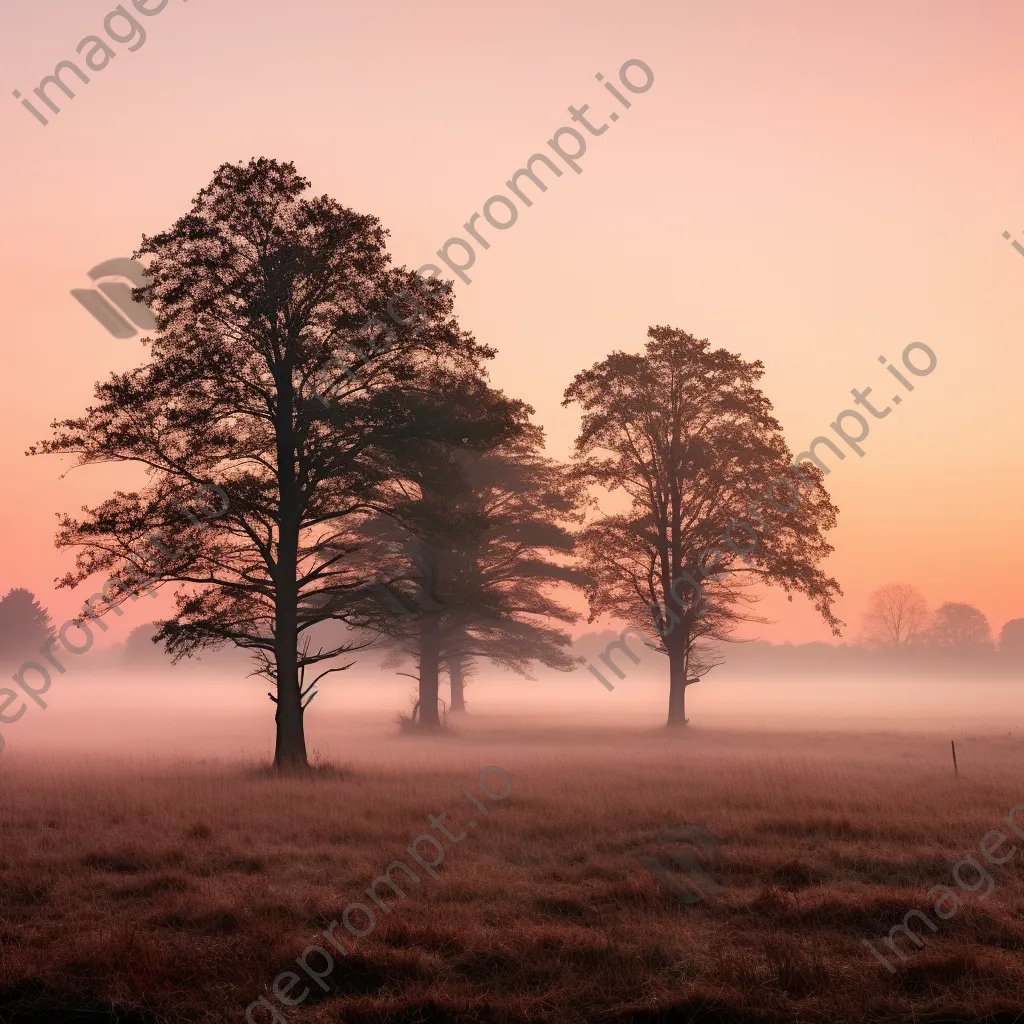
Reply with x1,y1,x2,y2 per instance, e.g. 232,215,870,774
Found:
274,652,308,771
272,364,309,772
449,655,467,714
418,613,443,730
273,531,308,771
667,647,690,729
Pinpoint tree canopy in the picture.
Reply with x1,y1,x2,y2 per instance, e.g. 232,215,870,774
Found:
564,326,842,726
30,157,509,770
337,430,584,726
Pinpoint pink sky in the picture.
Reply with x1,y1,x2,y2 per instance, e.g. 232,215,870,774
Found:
1,0,1022,646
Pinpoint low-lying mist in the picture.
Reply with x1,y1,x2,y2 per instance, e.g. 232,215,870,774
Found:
5,657,1022,763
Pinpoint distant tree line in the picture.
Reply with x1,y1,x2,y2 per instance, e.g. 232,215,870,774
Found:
860,583,1021,658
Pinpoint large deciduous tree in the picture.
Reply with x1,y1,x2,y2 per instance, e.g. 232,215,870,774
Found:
31,157,498,771
433,445,583,716
564,326,842,728
341,432,583,728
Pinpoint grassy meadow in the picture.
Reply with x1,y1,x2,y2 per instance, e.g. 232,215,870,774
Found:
1,721,1022,1023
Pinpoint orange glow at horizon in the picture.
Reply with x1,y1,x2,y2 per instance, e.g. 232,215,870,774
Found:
0,0,1021,650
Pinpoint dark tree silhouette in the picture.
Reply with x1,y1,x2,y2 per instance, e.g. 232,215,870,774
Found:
0,588,56,667
441,450,583,713
999,618,1024,659
30,158,500,772
341,431,582,728
926,602,993,649
564,326,842,728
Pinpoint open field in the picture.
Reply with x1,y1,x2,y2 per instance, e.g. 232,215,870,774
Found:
1,720,1022,1024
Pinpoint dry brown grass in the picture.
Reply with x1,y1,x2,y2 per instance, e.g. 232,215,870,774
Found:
1,723,1022,1023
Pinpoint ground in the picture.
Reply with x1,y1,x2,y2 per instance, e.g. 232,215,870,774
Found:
0,723,1022,1023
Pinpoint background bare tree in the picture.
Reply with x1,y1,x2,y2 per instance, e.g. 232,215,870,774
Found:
860,583,929,649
